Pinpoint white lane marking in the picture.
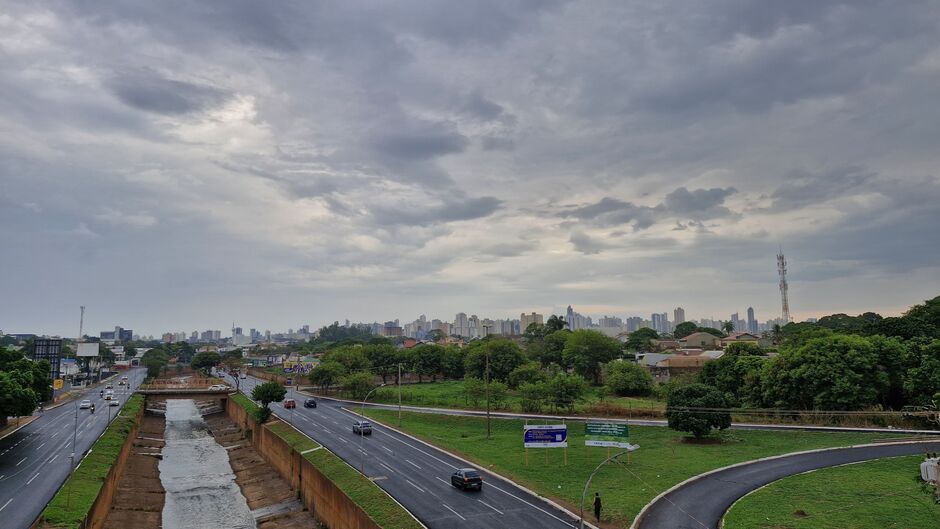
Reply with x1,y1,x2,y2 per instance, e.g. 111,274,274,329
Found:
442,503,466,521
15,458,27,466
478,500,504,515
51,432,59,439
405,459,421,469
26,472,41,485
0,499,11,512
382,446,393,453
405,478,424,492
47,454,59,464
436,477,449,485
336,437,348,444
380,462,395,474
36,443,46,450
487,482,576,528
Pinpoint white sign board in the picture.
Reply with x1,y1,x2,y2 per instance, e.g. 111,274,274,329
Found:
523,424,568,448
76,342,100,357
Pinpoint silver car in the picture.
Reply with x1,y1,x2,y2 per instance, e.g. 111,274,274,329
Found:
352,420,372,435
79,400,92,409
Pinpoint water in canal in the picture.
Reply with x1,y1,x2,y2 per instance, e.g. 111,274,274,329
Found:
159,399,256,529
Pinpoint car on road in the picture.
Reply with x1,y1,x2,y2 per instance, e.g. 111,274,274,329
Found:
352,420,372,435
283,399,296,409
303,398,317,408
240,373,247,379
450,468,483,491
118,380,125,385
105,384,113,389
109,399,120,407
79,400,92,409
208,384,229,391
104,390,114,400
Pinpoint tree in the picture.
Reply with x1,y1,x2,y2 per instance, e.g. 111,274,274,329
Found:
624,328,659,352
363,344,398,383
518,382,545,412
462,377,486,407
666,383,732,438
562,330,621,384
723,342,765,357
412,344,445,382
760,335,891,410
463,339,526,381
507,362,544,389
191,351,221,373
308,361,346,391
544,315,568,333
539,330,571,368
322,346,371,372
314,322,373,344
0,372,38,426
426,329,446,343
902,339,940,406
698,354,767,406
251,381,287,422
440,346,465,379
340,371,377,400
544,373,587,412
721,321,735,334
604,361,653,396
673,322,699,339
489,381,509,409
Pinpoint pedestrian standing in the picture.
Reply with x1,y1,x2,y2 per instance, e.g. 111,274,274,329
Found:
593,492,602,522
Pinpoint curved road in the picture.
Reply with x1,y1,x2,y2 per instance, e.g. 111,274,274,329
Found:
633,440,940,529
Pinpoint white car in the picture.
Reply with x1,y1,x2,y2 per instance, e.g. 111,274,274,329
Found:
109,399,120,407
208,384,229,391
79,400,92,409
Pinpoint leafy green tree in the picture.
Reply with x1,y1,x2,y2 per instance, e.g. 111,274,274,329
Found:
191,351,221,373
604,361,653,396
440,346,465,379
463,339,526,381
251,381,287,422
462,377,486,407
363,344,398,383
698,354,767,406
412,344,445,382
489,381,509,409
542,330,572,368
721,321,735,334
902,339,940,405
544,315,568,333
340,371,377,400
760,335,891,410
562,330,621,384
426,329,446,343
322,346,371,373
673,322,699,339
507,362,544,389
308,361,346,391
624,328,659,352
666,383,732,438
314,322,373,345
544,373,587,412
518,382,545,412
723,342,765,357
0,372,38,426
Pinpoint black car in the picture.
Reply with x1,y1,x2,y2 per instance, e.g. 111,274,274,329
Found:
450,468,483,491
303,398,317,408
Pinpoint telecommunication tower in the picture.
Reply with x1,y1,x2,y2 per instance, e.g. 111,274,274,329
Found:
777,251,791,323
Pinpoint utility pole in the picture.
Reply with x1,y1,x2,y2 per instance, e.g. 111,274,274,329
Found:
397,363,402,427
483,323,492,440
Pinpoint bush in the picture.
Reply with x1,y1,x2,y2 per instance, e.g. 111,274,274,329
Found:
545,372,587,412
489,381,508,409
463,377,486,407
507,362,544,389
251,381,287,423
666,383,732,438
518,382,545,412
340,371,377,400
605,361,654,396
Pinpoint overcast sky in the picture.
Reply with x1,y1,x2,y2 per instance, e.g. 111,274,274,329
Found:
2,1,939,336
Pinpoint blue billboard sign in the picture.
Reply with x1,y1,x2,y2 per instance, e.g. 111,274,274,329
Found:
523,424,568,448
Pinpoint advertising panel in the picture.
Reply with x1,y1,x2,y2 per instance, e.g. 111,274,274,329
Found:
585,421,638,449
76,342,100,357
523,424,568,448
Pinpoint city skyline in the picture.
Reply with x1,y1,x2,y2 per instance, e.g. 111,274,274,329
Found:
2,2,939,335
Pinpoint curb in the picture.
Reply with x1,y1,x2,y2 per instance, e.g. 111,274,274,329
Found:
346,407,600,529
628,438,940,529
0,415,38,442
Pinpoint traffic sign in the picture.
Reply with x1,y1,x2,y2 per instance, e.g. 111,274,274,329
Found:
53,378,64,390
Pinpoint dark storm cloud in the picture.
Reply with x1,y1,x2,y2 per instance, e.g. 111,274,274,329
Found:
766,167,874,212
109,71,228,115
562,187,738,232
569,231,610,255
370,128,469,161
370,196,502,226
663,187,738,220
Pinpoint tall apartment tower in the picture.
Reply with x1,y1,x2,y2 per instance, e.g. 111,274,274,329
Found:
673,307,686,325
746,307,757,333
777,251,791,323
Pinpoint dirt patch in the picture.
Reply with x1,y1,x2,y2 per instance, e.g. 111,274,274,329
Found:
102,414,166,529
204,414,323,529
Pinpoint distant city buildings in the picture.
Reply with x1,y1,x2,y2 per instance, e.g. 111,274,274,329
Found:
673,307,686,325
520,312,543,332
99,326,132,343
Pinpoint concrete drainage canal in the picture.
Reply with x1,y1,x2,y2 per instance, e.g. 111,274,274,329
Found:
160,399,257,529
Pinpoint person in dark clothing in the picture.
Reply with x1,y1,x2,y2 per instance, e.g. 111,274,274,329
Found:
593,492,602,522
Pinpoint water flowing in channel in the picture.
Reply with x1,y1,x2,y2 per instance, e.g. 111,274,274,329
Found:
159,399,256,529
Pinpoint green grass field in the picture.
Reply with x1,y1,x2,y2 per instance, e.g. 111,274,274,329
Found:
362,409,907,527
723,455,939,529
366,380,665,415
41,394,145,529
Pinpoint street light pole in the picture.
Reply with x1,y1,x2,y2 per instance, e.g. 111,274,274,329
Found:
360,383,386,474
397,363,402,427
579,450,628,529
482,324,491,439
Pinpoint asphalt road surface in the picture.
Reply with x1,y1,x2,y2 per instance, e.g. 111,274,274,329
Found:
228,373,581,529
634,439,940,529
0,368,146,529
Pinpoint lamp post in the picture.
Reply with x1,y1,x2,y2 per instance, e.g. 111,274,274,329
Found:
360,383,386,474
579,450,628,529
482,324,492,439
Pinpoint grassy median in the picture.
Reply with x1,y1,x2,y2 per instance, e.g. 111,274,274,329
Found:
723,455,938,529
362,409,907,527
40,394,144,529
231,394,422,529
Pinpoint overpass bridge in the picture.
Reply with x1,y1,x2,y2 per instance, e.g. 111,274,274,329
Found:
137,385,237,416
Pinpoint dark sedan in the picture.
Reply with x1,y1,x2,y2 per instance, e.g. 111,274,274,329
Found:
303,398,317,408
450,468,483,491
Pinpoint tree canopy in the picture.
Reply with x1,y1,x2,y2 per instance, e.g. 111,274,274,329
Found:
563,330,621,384
666,383,732,438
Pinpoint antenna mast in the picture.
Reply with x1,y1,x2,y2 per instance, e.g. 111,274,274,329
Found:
777,251,791,323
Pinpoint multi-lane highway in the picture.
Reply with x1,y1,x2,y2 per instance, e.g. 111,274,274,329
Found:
227,373,583,529
0,368,145,529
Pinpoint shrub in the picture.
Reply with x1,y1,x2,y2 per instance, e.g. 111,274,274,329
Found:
666,383,732,438
518,382,545,412
507,362,544,389
605,361,654,396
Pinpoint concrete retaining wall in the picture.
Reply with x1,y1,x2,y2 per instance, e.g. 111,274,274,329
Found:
83,404,146,529
225,398,382,529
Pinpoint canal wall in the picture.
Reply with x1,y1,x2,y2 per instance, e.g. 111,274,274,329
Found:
225,398,385,529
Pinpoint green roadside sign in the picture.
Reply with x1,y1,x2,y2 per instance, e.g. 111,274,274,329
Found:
585,421,631,447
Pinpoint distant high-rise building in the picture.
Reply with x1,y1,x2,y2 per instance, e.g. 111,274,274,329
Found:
454,313,469,337
746,307,758,333
674,307,686,325
625,317,643,332
190,331,198,341
520,312,544,332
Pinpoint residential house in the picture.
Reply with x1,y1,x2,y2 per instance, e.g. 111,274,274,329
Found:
679,332,721,350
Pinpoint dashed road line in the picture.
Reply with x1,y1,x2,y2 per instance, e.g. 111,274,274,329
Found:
405,478,425,492
487,482,576,528
26,472,41,485
382,445,393,453
478,499,505,515
442,503,466,521
405,459,421,469
0,499,11,512
380,462,395,474
15,458,27,466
